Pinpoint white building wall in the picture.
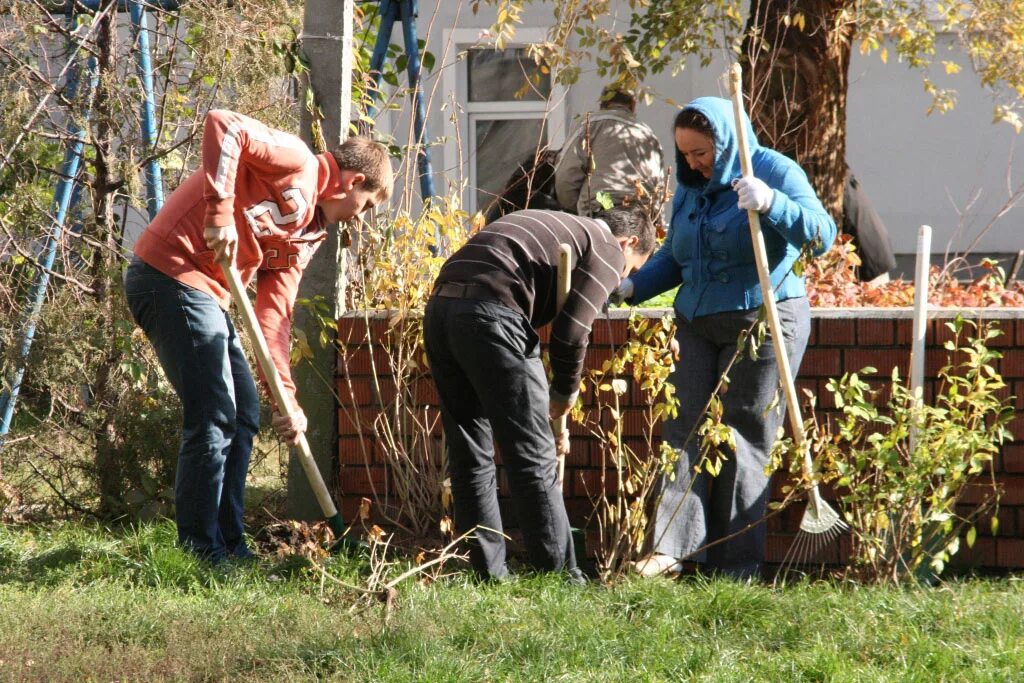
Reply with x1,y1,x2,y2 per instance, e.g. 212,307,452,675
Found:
392,2,1021,263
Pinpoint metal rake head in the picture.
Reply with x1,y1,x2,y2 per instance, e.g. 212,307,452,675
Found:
775,491,850,582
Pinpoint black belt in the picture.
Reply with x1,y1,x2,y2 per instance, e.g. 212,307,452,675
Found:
432,282,501,302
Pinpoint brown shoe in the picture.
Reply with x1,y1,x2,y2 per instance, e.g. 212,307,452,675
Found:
632,554,683,577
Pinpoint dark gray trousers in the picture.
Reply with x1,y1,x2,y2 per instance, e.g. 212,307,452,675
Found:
652,297,810,579
423,295,578,580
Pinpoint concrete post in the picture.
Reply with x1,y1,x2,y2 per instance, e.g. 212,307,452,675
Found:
289,0,353,520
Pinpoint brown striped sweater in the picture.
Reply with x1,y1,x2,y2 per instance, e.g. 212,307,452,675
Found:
433,209,625,401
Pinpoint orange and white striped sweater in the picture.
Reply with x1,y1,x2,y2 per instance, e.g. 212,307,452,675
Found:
134,109,346,405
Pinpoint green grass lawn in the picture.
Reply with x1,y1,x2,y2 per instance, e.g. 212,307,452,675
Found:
1,521,1022,682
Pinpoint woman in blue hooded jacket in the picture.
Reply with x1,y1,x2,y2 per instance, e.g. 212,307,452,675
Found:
621,97,836,579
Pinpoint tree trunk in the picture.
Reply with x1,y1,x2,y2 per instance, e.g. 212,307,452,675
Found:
89,2,128,517
741,0,854,219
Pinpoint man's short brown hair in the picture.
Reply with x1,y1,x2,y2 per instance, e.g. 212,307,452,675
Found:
330,136,393,198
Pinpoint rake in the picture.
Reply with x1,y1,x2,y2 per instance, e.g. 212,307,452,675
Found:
727,65,848,569
220,262,356,554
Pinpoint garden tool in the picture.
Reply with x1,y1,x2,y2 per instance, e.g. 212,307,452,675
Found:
552,243,589,563
727,64,847,566
219,262,355,553
553,243,572,488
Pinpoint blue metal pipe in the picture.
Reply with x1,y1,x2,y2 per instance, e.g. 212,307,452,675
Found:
129,0,165,219
0,57,99,444
399,0,435,202
366,0,396,121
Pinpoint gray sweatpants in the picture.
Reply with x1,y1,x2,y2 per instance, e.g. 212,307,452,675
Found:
652,298,810,579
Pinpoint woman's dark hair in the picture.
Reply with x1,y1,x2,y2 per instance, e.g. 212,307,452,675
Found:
674,107,716,187
593,206,657,256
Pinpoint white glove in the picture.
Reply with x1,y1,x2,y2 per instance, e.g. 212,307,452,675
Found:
609,277,635,306
734,176,774,213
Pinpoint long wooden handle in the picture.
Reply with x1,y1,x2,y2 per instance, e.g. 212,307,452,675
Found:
219,262,342,526
727,65,810,472
553,244,572,485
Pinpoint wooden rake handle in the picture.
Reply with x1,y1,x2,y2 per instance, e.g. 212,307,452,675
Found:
218,262,345,533
553,244,572,487
727,65,812,476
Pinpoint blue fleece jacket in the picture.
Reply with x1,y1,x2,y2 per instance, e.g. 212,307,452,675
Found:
628,97,836,319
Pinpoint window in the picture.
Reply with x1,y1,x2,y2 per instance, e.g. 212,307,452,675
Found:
442,29,566,216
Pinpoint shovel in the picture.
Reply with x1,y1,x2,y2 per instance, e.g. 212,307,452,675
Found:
219,261,354,552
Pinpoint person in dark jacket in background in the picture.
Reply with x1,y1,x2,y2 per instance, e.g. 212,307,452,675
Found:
617,97,836,580
843,166,896,283
484,149,562,224
424,207,655,582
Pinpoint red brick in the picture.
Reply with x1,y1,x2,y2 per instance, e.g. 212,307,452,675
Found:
845,349,909,378
925,349,948,376
339,348,394,377
337,407,382,436
413,378,439,405
568,415,591,438
1000,350,1024,379
799,349,842,377
998,475,1024,505
338,436,376,465
587,346,615,371
564,498,592,525
837,531,853,565
933,318,962,346
996,539,1024,568
817,319,855,346
336,316,393,345
950,537,996,569
985,320,1013,347
336,317,370,345
894,318,918,345
1005,444,1024,473
573,469,618,498
959,480,1001,506
1007,415,1024,445
600,407,649,438
336,377,375,406
592,319,629,345
338,466,386,496
858,319,894,346
765,533,796,563
565,437,592,468
961,507,1017,537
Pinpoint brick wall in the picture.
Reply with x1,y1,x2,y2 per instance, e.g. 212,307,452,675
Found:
335,308,1024,571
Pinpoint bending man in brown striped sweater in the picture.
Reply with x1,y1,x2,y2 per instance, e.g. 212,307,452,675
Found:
424,207,656,581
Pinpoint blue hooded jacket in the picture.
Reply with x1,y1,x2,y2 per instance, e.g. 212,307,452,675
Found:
628,97,836,319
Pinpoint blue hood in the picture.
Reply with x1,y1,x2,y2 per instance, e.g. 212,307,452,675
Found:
675,96,760,193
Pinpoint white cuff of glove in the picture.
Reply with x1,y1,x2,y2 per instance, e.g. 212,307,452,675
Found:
734,176,775,213
610,277,635,306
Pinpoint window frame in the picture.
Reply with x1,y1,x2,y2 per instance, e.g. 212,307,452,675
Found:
441,27,567,215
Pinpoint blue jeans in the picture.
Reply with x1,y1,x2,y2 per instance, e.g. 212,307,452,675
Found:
124,258,260,561
653,297,811,579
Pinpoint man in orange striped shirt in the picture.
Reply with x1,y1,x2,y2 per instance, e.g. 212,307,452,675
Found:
125,109,392,562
